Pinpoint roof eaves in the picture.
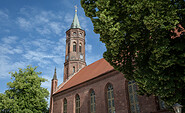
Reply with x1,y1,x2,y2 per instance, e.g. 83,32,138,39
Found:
53,69,115,95
53,67,84,94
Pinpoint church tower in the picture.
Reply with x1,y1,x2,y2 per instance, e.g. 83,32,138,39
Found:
63,6,86,82
49,68,58,113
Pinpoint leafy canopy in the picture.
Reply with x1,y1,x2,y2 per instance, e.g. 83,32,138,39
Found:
0,66,49,113
81,0,185,107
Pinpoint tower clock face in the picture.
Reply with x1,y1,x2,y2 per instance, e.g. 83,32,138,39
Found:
80,54,83,60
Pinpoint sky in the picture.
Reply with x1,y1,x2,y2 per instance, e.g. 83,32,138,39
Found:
0,0,106,105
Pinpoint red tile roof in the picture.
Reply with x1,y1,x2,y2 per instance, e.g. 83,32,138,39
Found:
55,58,114,94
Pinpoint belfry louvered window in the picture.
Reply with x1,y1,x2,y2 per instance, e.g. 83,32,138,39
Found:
90,90,96,113
76,94,80,113
63,98,67,113
128,81,140,113
107,84,115,113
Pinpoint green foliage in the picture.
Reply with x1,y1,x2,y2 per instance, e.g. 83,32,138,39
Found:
81,0,185,108
0,66,49,113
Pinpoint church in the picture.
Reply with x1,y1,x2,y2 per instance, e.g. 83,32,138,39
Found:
49,8,171,113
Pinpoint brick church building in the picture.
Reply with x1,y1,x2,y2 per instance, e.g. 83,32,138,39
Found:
49,8,170,113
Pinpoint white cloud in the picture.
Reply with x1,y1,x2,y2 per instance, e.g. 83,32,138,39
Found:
86,44,92,53
0,10,9,19
2,36,18,44
36,27,51,35
79,16,89,31
86,54,102,65
0,36,23,55
64,13,73,24
17,8,66,36
17,17,32,30
49,22,62,35
0,55,27,78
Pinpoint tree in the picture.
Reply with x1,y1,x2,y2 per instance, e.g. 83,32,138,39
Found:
0,66,49,113
81,0,185,107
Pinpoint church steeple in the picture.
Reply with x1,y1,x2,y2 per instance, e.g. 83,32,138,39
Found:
70,5,81,29
49,67,58,113
53,67,57,80
63,6,86,82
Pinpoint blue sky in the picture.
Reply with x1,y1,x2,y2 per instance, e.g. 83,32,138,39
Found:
0,0,106,104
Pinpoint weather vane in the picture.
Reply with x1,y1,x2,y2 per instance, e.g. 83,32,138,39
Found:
75,5,77,12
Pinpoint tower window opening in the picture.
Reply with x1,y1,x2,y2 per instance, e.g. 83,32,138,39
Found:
68,43,70,53
73,66,75,73
79,32,82,36
66,68,68,78
73,42,76,52
79,43,82,52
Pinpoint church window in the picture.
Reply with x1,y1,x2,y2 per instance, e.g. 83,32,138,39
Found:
107,84,115,113
76,94,80,113
79,43,82,52
128,81,140,113
79,32,82,36
158,96,166,110
63,98,67,113
90,89,96,113
68,43,70,53
73,32,76,35
73,42,76,52
73,66,75,73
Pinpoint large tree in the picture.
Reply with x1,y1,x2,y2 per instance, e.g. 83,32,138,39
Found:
0,66,49,113
81,0,185,107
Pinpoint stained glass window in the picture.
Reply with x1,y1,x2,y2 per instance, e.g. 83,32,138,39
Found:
76,94,80,113
63,98,67,113
107,84,115,113
128,81,140,113
90,90,96,113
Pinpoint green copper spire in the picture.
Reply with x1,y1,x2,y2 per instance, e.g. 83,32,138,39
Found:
53,67,57,80
70,5,81,29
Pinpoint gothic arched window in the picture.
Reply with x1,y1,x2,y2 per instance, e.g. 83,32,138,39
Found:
128,81,140,113
63,98,67,113
76,94,80,113
73,42,76,52
90,89,96,113
79,43,82,52
107,84,115,113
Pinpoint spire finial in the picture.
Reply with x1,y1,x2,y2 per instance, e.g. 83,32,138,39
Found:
70,5,81,29
53,67,57,80
55,67,56,74
75,5,77,12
